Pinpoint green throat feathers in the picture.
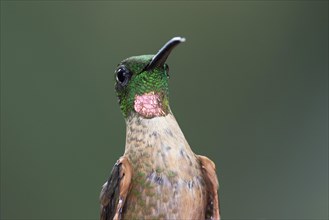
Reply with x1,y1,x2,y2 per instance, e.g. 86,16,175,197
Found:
114,55,170,118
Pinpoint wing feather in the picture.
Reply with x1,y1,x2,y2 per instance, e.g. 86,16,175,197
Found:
100,156,133,220
198,155,220,220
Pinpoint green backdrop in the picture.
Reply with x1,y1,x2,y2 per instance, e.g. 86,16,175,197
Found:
1,1,328,219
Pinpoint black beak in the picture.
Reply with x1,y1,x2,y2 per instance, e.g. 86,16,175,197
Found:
144,37,185,72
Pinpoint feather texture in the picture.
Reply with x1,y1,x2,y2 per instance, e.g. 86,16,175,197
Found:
100,157,132,220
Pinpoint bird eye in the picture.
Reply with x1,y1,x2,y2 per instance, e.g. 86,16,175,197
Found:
115,66,131,86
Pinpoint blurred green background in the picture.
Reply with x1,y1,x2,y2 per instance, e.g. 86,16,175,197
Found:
1,1,328,219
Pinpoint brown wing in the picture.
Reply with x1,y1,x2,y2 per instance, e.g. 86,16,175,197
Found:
198,155,220,220
100,156,133,220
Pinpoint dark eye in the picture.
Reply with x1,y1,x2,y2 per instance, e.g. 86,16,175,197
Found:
115,65,131,86
164,64,169,78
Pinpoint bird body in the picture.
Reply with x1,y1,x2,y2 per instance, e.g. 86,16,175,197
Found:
122,112,207,219
100,37,220,220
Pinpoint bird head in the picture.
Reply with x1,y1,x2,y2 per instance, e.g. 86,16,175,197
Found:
114,37,185,119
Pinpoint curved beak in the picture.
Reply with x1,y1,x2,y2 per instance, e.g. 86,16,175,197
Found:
144,37,186,72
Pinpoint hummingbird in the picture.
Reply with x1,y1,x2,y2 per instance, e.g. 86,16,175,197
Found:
100,37,220,220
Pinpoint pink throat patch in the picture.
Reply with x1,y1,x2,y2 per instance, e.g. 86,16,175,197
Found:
134,92,166,118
